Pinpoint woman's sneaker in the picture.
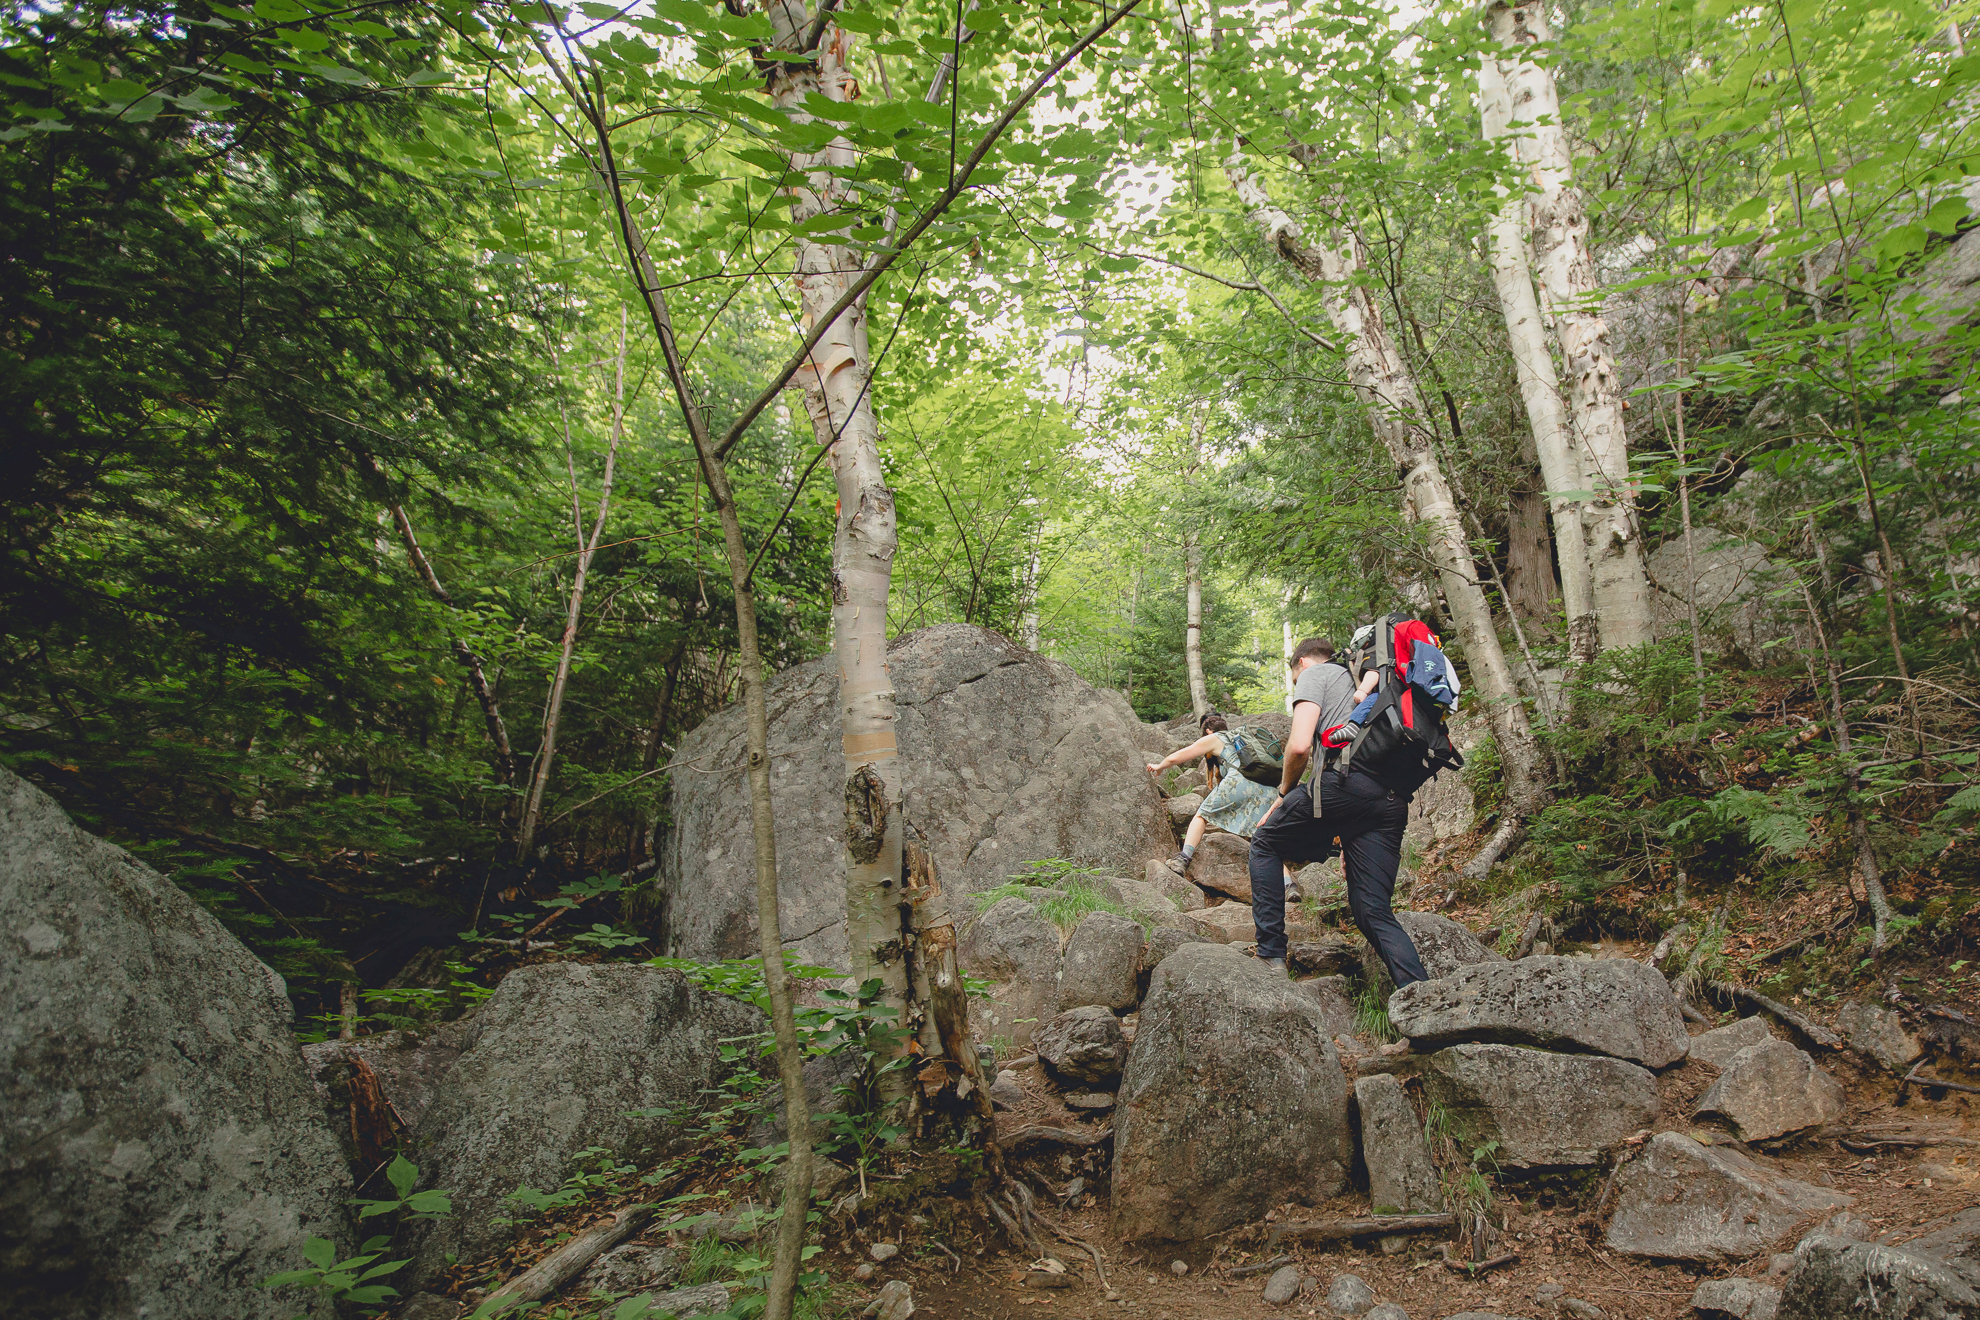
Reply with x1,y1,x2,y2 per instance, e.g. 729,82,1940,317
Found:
1165,851,1190,874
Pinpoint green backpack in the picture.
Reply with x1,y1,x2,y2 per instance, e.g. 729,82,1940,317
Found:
1227,725,1286,786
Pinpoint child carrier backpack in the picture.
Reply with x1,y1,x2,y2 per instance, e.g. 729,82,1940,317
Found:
1341,614,1464,795
1227,725,1287,786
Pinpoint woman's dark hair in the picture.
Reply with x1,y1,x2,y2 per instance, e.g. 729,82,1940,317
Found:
1199,711,1228,734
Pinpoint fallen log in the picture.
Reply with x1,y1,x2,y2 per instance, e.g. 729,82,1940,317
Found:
1267,1212,1454,1248
1708,981,1843,1050
1228,1254,1293,1279
479,1204,652,1311
1005,1124,1113,1154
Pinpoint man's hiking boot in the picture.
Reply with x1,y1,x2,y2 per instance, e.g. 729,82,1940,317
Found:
1242,944,1287,974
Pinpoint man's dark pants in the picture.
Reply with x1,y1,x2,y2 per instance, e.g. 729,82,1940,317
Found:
1248,768,1428,989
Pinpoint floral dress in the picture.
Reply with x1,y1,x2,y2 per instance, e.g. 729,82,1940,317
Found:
1196,729,1278,837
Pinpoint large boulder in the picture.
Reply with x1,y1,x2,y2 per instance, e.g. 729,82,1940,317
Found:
661,625,1172,968
1190,901,1261,945
1111,944,1352,1241
1696,1040,1845,1141
1354,1075,1443,1215
1361,912,1505,1001
1692,1277,1782,1320
0,765,351,1320
1778,1235,1979,1319
1034,1006,1129,1086
404,963,763,1280
1606,1133,1851,1263
1190,830,1254,902
1055,910,1143,1012
1387,956,1690,1068
960,897,1060,1049
1417,1044,1660,1167
1647,529,1804,665
1687,1015,1774,1068
1835,1001,1925,1074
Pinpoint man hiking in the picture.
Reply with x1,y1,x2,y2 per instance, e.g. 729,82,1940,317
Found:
1246,635,1427,993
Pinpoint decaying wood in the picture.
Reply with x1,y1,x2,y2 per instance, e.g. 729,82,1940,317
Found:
1708,981,1843,1050
480,1204,652,1309
1267,1212,1455,1248
1443,1250,1519,1275
1900,1062,1980,1096
1229,1254,1293,1279
1005,1125,1113,1154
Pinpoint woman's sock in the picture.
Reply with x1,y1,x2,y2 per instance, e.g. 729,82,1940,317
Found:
1179,843,1197,865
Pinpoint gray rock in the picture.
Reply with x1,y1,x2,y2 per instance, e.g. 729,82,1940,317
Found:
398,1295,461,1320
1289,935,1362,978
1191,829,1254,902
1692,1276,1781,1320
1165,793,1204,831
1648,529,1804,665
577,1243,683,1297
1326,1271,1377,1315
869,1241,899,1261
962,897,1060,1049
1364,1306,1411,1320
1687,1016,1775,1069
1605,1132,1851,1262
1295,858,1349,915
1299,975,1360,1037
633,1282,732,1317
1142,865,1206,913
1139,925,1208,975
1111,944,1351,1241
0,764,351,1320
1905,1205,1980,1283
1387,955,1690,1068
1361,912,1505,1002
1835,1001,1925,1073
988,1070,1027,1111
863,1279,915,1320
1064,1091,1115,1111
1189,900,1261,944
1778,1235,1979,1319
1056,910,1144,1012
1418,1044,1660,1167
1696,1040,1845,1141
1263,1264,1305,1305
1558,1303,1606,1320
662,624,1172,968
404,963,764,1281
1035,1006,1128,1085
1445,1314,1533,1320
1354,1075,1443,1214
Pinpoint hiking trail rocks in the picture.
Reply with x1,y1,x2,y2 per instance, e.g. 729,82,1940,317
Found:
1778,1234,1980,1319
1192,902,1263,944
1354,1075,1442,1214
403,962,763,1281
1188,830,1255,902
0,764,351,1320
1686,1015,1775,1068
1834,1000,1925,1074
1055,910,1145,1012
1111,944,1352,1240
1416,1044,1661,1167
1695,1039,1845,1141
1691,1276,1783,1320
960,896,1060,1048
1034,1005,1129,1085
1605,1132,1851,1262
662,624,1171,967
1386,955,1690,1067
1360,912,1504,1001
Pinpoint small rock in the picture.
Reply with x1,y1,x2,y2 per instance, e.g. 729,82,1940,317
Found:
1534,1283,1566,1302
1326,1272,1377,1316
1767,1254,1796,1279
988,1069,1027,1111
1686,1016,1774,1068
1835,1000,1925,1073
1057,910,1145,1012
1364,1306,1411,1320
1692,1276,1781,1319
868,1242,899,1262
1171,1259,1189,1275
1778,1234,1978,1319
638,1283,732,1318
1696,1040,1844,1141
1105,1289,1123,1302
1263,1264,1304,1306
398,1296,461,1320
1035,1005,1129,1085
1063,1091,1116,1111
854,1263,875,1281
862,1279,915,1320
1559,1301,1606,1320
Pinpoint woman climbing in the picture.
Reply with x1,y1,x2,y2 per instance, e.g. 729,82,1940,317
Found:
1146,712,1301,899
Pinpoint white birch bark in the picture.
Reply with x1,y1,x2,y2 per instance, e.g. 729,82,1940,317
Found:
1225,149,1544,851
1185,534,1208,716
1487,0,1656,650
1476,54,1599,664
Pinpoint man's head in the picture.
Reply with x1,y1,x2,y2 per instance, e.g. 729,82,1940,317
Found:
1289,637,1335,675
1200,711,1228,734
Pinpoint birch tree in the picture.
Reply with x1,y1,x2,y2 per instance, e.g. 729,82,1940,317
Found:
1226,149,1545,870
1475,54,1600,665
1488,0,1656,651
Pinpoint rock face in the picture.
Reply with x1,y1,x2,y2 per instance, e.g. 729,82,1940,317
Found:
1290,935,1362,978
1417,1044,1660,1167
1190,830,1254,902
1361,912,1504,1001
1056,911,1143,1012
404,963,762,1280
1112,944,1352,1240
961,897,1060,1048
1299,976,1360,1038
1139,925,1208,976
1034,1006,1128,1085
1139,866,1206,913
1647,529,1804,665
1687,1015,1774,1068
1354,1075,1442,1214
0,765,352,1320
1386,956,1690,1068
1606,1133,1851,1262
577,1243,684,1296
1696,1040,1845,1141
663,625,1172,967
1779,1235,1980,1319
1835,1001,1925,1073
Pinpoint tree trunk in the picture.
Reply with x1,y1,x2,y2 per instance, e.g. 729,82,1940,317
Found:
1185,533,1209,716
517,309,626,862
1283,613,1295,713
1225,148,1546,869
1799,577,1895,952
1488,0,1655,651
1476,52,1598,663
1505,484,1558,632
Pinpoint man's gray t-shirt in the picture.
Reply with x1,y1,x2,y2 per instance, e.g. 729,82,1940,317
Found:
1292,661,1357,775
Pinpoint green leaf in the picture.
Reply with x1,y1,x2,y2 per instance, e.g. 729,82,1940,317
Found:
386,1153,418,1200
302,1237,337,1271
1923,195,1970,236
